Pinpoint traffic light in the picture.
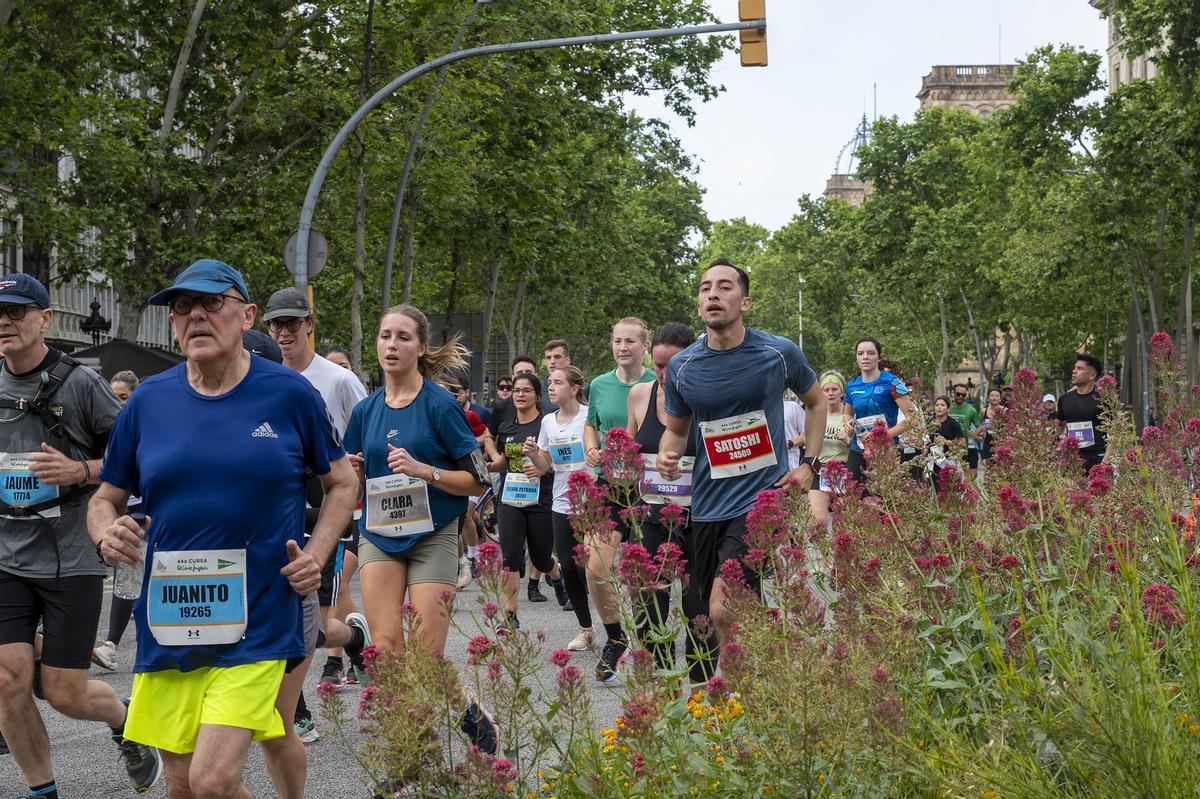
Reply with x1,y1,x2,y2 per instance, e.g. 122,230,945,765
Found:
739,0,767,67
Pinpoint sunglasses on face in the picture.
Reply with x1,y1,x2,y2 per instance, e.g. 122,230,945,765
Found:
0,304,38,321
170,294,247,316
953,392,967,398
267,317,306,333
497,383,513,391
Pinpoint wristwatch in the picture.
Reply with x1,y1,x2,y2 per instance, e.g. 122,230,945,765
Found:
799,456,820,470
430,468,442,484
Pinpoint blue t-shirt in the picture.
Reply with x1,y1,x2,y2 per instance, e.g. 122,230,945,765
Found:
844,370,910,453
100,356,344,674
663,327,816,522
343,379,479,555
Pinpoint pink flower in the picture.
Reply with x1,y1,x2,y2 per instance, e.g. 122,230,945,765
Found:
720,641,745,671
360,644,382,669
745,488,789,550
703,674,728,698
1096,374,1118,395
742,548,768,572
1149,332,1177,364
997,555,1020,570
316,680,338,700
659,502,688,530
1142,582,1184,628
466,635,495,665
655,541,687,584
599,428,643,485
481,601,500,620
357,684,378,718
556,664,582,691
490,757,519,790
487,658,502,681
616,543,657,593
871,667,890,684
871,696,904,736
619,504,651,526
476,542,502,578
548,649,571,668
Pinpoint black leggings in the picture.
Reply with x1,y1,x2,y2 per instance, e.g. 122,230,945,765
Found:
498,504,555,577
552,511,592,629
634,518,676,672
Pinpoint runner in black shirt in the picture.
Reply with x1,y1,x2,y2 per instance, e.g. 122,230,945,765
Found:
1056,353,1107,473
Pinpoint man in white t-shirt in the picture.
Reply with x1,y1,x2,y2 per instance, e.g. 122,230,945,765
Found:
783,394,807,470
263,288,369,770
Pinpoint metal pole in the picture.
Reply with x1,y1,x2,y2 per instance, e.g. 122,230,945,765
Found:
380,0,488,311
294,19,767,287
797,275,804,349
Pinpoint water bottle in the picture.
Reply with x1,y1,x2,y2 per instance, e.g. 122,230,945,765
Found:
113,512,148,600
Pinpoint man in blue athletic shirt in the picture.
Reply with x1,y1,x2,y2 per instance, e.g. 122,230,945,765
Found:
658,258,825,651
87,260,358,799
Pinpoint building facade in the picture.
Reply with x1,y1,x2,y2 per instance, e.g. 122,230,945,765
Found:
916,64,1019,117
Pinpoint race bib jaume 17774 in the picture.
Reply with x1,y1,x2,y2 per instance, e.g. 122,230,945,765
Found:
0,452,60,519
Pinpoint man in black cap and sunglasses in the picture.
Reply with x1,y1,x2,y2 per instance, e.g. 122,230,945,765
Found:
0,273,162,798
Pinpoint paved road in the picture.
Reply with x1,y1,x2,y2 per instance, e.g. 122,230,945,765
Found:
1,575,629,798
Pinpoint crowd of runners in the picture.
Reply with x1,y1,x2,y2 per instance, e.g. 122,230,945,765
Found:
0,257,1111,797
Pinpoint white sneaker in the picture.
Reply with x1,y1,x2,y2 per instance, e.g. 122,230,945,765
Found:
456,560,472,590
567,628,594,651
92,640,118,671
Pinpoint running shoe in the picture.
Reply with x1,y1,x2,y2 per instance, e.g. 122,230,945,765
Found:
469,557,479,579
567,627,594,652
595,638,627,683
456,560,472,590
504,611,521,631
294,714,319,743
527,581,548,603
549,575,570,610
319,659,345,691
113,702,163,794
345,612,372,687
0,728,8,756
459,700,500,756
92,640,118,671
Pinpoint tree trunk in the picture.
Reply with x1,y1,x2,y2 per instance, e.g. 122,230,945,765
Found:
159,0,209,139
113,275,152,342
399,186,417,305
998,328,1012,384
958,286,988,397
0,0,15,28
504,275,528,371
1178,215,1196,387
480,256,501,376
348,0,375,375
936,293,949,395
441,240,460,345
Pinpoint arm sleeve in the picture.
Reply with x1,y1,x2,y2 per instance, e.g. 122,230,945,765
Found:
299,382,345,476
98,394,140,493
662,358,691,419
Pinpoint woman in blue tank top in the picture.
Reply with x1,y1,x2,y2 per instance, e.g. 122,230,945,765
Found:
843,336,918,484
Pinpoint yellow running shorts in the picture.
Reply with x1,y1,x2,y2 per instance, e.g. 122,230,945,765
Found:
123,660,286,754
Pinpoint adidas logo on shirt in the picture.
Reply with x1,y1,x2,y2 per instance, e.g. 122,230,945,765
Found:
252,422,279,439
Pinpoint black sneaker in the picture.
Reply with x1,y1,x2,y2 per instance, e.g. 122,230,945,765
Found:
319,658,346,691
595,638,627,683
469,557,479,579
345,612,372,687
504,611,521,631
113,702,163,794
527,581,548,603
550,575,571,610
459,700,500,756
0,728,8,756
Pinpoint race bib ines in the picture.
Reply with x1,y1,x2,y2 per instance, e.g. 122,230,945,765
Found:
1066,421,1096,449
501,471,541,507
641,454,693,506
700,411,777,479
0,452,60,519
365,474,435,538
548,434,587,473
147,549,248,646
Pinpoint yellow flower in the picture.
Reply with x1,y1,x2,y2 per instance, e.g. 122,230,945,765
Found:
818,773,825,783
981,791,999,799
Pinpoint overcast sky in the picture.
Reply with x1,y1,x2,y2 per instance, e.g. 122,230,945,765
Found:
625,1,1110,232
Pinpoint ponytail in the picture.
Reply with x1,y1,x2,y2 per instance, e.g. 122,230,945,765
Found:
380,304,470,380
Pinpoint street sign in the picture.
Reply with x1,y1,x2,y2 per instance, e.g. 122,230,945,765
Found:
284,229,330,280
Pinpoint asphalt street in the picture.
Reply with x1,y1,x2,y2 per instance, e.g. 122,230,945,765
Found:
1,574,629,798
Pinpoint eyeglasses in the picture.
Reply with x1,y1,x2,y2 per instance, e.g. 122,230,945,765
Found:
170,294,247,316
953,392,967,398
0,304,37,321
267,317,306,333
511,387,535,395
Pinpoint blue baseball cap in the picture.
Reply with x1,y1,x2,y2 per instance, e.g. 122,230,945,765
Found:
0,273,51,309
147,259,251,306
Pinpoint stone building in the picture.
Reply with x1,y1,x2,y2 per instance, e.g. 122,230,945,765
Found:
916,64,1018,118
1089,0,1159,89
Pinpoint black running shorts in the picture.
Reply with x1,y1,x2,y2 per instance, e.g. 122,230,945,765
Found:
0,572,103,669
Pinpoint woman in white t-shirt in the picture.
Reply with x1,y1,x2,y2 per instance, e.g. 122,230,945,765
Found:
525,365,593,651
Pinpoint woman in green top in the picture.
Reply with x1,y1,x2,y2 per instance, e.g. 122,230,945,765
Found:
580,316,654,680
809,370,854,526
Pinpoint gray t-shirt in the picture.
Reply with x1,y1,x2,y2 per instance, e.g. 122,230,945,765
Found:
0,352,122,578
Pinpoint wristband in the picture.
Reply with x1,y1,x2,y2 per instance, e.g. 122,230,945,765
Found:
81,460,92,483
